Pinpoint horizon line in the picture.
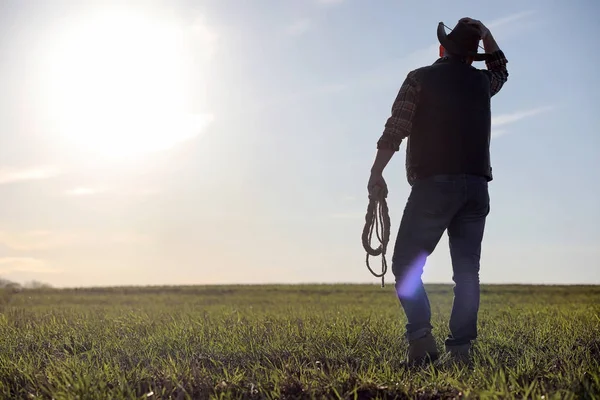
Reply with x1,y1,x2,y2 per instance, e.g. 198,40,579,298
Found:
9,281,599,290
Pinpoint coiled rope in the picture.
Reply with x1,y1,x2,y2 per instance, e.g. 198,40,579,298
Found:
361,186,391,287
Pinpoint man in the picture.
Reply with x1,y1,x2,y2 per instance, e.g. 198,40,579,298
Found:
367,17,508,364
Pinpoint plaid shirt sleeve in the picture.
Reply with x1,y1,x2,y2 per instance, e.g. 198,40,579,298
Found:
482,49,509,96
376,70,420,151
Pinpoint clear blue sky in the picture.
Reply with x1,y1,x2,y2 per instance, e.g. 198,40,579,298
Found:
0,0,598,287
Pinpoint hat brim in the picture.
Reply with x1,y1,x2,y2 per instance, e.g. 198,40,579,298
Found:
437,22,489,62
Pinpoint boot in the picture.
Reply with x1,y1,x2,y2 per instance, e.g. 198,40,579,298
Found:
445,342,471,364
407,332,439,364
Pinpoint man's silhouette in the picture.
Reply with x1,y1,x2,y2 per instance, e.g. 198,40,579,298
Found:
367,17,508,364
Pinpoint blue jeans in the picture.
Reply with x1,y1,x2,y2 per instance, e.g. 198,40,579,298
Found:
391,174,490,346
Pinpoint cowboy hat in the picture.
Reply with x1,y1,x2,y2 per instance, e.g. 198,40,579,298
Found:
437,20,490,61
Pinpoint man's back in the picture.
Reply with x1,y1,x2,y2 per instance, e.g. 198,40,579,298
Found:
375,49,508,186
406,57,493,185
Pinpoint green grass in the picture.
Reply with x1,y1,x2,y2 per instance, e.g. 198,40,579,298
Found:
0,284,598,399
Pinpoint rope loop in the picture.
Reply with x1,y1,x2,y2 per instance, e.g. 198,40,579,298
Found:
361,187,391,287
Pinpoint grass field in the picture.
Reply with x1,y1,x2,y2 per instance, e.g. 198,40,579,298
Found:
0,284,599,399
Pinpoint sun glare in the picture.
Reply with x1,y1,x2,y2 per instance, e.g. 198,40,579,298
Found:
40,9,212,159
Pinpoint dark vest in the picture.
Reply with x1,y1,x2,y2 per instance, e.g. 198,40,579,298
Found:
405,57,492,185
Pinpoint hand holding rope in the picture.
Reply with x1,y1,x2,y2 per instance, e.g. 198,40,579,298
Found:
362,184,391,287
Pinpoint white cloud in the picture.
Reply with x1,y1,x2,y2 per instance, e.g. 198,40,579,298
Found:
0,257,61,274
489,106,553,138
492,106,554,128
286,18,312,36
0,166,60,185
487,10,536,29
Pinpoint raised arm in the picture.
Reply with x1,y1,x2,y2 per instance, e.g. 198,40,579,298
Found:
461,18,509,96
